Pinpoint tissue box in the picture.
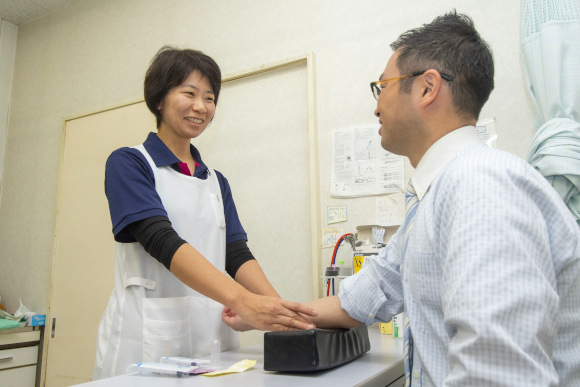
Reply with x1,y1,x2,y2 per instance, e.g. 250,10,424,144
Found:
25,315,46,326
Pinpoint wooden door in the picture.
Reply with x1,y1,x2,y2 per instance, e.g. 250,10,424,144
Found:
45,102,154,386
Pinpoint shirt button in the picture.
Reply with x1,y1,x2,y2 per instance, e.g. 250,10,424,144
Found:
368,313,374,318
414,371,419,379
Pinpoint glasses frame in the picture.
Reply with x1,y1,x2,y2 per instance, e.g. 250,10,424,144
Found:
370,70,454,100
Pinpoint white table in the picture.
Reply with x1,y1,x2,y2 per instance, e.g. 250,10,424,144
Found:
75,325,404,387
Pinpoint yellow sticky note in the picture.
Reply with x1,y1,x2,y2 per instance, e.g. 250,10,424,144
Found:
202,359,256,377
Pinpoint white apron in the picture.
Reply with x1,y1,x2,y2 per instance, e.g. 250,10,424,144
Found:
93,145,239,379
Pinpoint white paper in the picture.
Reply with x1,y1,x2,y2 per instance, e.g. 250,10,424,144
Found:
331,126,405,197
327,205,347,224
475,117,497,147
376,193,405,226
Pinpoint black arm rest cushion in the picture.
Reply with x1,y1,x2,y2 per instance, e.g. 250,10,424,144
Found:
263,325,370,372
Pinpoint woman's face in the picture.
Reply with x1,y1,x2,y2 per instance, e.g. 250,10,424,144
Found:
157,70,216,140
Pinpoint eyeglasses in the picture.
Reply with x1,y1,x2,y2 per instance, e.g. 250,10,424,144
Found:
370,71,454,100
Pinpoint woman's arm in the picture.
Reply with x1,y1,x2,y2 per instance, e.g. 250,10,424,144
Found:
221,259,281,331
234,259,279,297
171,243,317,331
126,217,310,331
225,239,279,297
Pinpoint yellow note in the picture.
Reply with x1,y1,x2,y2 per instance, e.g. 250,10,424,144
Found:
202,359,256,377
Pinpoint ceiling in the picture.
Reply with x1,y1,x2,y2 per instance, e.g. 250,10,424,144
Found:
0,0,79,26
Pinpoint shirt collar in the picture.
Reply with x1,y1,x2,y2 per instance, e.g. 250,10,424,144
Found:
142,132,209,175
411,126,482,200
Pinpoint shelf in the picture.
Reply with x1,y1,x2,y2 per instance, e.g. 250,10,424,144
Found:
356,224,400,231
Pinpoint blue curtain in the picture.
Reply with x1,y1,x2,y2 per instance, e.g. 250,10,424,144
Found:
521,0,580,225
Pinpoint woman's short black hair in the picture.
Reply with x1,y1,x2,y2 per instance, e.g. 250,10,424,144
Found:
144,46,222,128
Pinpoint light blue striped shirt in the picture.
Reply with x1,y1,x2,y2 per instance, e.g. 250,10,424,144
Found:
339,126,580,386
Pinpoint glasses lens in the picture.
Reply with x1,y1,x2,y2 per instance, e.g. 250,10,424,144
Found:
373,84,380,100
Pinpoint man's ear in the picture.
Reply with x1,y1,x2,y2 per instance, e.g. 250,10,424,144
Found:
418,69,442,108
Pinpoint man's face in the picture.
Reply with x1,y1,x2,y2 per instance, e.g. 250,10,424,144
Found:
374,51,416,157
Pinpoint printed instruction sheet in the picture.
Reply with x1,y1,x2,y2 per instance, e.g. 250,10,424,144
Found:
331,125,404,197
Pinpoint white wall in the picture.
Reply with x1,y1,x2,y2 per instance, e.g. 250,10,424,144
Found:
0,0,535,314
0,19,17,208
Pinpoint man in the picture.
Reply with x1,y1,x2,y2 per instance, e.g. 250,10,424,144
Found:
304,11,580,386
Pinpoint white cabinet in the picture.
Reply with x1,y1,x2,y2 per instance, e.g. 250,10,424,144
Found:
0,328,42,387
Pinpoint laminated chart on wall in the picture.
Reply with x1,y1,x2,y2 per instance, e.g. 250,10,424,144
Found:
331,126,405,197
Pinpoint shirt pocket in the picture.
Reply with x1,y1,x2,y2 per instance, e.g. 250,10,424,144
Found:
209,193,226,229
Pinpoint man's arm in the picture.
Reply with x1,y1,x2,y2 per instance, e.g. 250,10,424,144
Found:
223,230,405,332
440,157,564,385
226,261,362,331
304,296,362,329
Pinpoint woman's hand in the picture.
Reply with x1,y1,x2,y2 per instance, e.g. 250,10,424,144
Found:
222,307,255,332
231,293,317,331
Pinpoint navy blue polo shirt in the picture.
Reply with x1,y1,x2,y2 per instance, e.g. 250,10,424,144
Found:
105,132,248,245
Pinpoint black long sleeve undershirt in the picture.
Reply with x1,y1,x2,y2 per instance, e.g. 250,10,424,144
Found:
125,215,256,278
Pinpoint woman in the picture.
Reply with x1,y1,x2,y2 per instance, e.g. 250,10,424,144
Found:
93,46,316,379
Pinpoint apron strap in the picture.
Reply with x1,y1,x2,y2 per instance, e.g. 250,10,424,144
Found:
124,277,157,291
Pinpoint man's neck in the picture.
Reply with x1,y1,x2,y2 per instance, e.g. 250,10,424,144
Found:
409,117,476,168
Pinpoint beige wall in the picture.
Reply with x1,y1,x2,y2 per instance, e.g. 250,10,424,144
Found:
0,0,534,314
0,19,17,198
